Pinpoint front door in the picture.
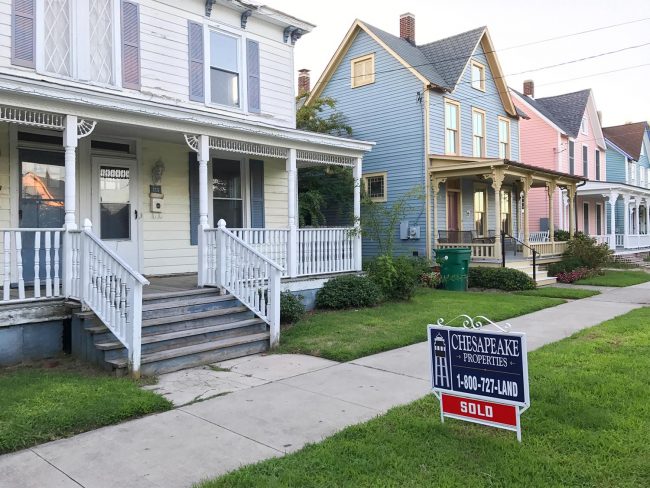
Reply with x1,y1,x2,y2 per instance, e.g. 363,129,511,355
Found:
19,149,66,282
446,192,461,232
91,157,140,270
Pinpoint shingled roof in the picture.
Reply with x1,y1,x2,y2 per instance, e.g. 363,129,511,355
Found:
603,122,649,161
513,89,591,138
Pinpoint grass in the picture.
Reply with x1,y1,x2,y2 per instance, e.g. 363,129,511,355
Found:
276,289,563,362
198,307,650,488
514,287,600,299
576,269,650,287
0,360,172,454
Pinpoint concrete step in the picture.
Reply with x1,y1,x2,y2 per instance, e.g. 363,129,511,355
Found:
106,332,270,376
536,277,558,286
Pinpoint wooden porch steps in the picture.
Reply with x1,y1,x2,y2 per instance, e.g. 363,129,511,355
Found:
505,261,557,287
71,288,271,376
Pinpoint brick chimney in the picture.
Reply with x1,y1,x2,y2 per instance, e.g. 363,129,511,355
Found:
298,69,311,96
523,79,535,98
400,13,415,45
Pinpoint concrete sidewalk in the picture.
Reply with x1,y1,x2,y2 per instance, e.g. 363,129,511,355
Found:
1,284,647,488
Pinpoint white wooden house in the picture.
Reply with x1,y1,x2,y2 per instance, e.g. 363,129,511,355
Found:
0,0,373,375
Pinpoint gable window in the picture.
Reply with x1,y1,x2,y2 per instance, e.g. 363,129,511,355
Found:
582,145,588,178
595,150,601,180
351,54,375,88
445,100,461,155
363,172,387,202
498,117,510,159
568,140,575,175
580,117,588,135
210,31,240,107
472,109,486,157
470,61,486,91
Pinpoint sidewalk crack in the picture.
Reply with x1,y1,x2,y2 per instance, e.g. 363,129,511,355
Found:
30,449,86,488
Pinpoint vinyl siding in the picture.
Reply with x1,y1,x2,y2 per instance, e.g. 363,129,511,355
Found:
605,148,627,184
263,158,288,229
430,44,519,159
319,29,426,258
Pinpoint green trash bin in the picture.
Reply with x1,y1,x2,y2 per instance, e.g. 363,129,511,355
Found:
435,248,471,291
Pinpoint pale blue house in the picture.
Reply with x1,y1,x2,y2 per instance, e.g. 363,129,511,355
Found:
308,14,582,273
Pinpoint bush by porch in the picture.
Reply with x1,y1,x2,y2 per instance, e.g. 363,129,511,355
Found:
276,288,563,362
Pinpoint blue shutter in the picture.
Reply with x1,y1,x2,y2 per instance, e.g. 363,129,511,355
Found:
12,0,35,68
247,39,261,113
121,0,141,89
188,21,205,102
188,152,200,245
249,159,265,228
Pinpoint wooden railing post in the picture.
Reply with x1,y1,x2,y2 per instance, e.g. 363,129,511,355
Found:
218,219,227,290
268,267,281,347
80,220,93,311
129,282,143,379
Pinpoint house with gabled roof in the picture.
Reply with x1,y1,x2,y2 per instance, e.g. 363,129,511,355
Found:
308,14,582,283
511,83,608,241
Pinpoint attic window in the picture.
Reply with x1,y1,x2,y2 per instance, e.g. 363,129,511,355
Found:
470,61,485,91
351,54,375,88
580,117,588,135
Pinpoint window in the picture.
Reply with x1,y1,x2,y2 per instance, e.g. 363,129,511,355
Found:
445,100,460,155
629,162,637,184
595,150,601,180
583,202,589,235
99,166,131,240
41,0,118,85
472,109,486,157
569,140,575,175
580,116,588,135
500,189,512,234
474,186,487,237
596,203,602,235
351,54,375,88
498,117,510,159
470,61,485,91
210,31,240,107
641,167,647,187
647,168,650,188
582,145,588,178
213,159,243,227
363,172,387,202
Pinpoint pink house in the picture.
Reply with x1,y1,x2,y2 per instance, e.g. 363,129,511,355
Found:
511,81,607,237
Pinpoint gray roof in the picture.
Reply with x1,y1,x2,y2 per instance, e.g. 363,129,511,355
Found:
361,22,485,90
513,89,591,138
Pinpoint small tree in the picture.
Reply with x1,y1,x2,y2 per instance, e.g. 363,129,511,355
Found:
296,93,352,136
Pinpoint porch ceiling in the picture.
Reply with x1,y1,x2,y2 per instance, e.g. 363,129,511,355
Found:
428,155,585,187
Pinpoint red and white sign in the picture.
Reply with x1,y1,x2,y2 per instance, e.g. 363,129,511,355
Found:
441,393,518,428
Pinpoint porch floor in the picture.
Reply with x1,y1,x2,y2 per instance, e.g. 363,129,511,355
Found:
144,274,203,295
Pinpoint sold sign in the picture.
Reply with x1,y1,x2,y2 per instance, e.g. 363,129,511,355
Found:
441,394,518,428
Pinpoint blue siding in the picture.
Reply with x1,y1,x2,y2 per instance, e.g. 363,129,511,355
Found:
429,44,520,159
320,30,426,258
605,148,626,184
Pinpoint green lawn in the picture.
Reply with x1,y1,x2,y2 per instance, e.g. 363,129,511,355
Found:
0,362,172,454
576,269,650,287
276,289,563,362
515,287,600,299
199,307,650,487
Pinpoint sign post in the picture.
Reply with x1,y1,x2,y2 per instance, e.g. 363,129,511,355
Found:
428,315,530,442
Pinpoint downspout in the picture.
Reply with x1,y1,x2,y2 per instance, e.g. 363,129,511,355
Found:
423,84,432,259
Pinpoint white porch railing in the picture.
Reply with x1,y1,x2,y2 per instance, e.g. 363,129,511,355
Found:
230,228,289,277
1,228,63,302
203,221,283,346
437,242,496,259
625,234,650,250
73,223,149,375
591,235,614,248
298,228,356,276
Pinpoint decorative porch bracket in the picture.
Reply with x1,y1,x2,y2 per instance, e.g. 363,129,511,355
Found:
0,106,97,138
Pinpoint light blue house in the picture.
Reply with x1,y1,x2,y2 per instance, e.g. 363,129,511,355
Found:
579,121,650,251
308,14,582,276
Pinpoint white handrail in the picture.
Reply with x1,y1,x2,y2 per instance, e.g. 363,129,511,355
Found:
203,220,283,346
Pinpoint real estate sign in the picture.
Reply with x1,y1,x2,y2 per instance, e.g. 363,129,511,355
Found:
428,323,530,441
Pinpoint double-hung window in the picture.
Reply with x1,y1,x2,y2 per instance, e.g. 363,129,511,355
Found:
470,61,485,91
580,117,588,135
630,162,637,184
568,141,575,175
498,117,510,159
445,100,460,155
472,109,486,157
582,145,588,178
595,150,601,180
210,31,240,107
473,186,487,237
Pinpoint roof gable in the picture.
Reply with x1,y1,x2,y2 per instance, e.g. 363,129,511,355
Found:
534,89,590,138
603,122,649,161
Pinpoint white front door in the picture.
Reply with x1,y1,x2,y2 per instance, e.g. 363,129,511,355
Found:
91,157,140,270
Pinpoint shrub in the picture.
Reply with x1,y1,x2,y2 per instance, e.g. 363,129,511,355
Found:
280,291,305,324
556,267,594,284
554,229,571,242
468,267,535,291
420,271,442,288
366,255,427,301
564,234,612,270
546,257,583,277
315,275,381,310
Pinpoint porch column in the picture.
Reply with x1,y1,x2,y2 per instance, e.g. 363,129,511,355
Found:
197,135,210,287
645,198,650,235
431,175,445,249
547,180,557,243
634,198,641,237
63,115,78,229
568,184,576,238
286,148,298,277
623,194,630,249
491,168,504,259
353,157,362,271
520,175,532,257
608,191,618,249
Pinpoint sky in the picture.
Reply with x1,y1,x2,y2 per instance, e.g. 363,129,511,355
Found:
268,0,650,127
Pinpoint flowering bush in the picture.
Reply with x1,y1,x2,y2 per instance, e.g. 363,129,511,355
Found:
420,271,442,288
555,267,594,284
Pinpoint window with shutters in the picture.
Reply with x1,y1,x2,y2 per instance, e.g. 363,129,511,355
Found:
210,30,240,107
26,0,124,86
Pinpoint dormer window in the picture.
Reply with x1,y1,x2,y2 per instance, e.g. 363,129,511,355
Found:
210,31,240,107
470,61,485,91
580,116,588,135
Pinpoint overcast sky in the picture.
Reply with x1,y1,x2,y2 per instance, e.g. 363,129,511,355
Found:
269,0,650,127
